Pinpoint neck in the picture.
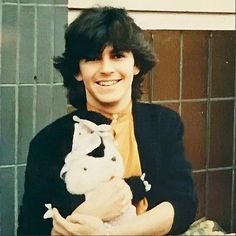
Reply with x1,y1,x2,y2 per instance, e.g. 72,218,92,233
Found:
87,100,132,117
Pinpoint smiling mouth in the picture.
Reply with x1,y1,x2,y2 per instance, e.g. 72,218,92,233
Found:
97,80,121,86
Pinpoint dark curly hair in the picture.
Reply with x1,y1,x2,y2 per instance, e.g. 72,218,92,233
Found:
54,6,156,109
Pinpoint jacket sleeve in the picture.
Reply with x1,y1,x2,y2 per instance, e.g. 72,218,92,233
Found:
17,138,53,235
158,111,198,235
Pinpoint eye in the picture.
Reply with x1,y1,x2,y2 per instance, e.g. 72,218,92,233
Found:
112,51,126,59
83,167,87,171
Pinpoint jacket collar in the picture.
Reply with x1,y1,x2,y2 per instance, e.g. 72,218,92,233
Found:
132,102,160,176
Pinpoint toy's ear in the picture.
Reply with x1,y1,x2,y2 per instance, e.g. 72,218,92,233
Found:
73,115,81,123
71,116,101,154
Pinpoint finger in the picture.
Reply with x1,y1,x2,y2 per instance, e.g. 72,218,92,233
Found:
120,193,132,206
51,227,61,236
69,213,97,225
120,180,132,195
52,220,68,236
52,208,78,235
51,227,57,236
120,185,133,200
112,180,128,195
122,201,133,214
52,217,68,235
123,183,133,199
67,213,102,235
53,208,67,224
67,213,83,224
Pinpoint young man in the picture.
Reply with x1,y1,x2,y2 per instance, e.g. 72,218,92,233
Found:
18,6,197,235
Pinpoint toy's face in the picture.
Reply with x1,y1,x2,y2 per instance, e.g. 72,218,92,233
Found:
62,153,124,195
72,117,113,156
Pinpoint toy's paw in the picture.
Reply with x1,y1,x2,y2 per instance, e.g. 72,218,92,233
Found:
43,203,53,219
141,173,151,192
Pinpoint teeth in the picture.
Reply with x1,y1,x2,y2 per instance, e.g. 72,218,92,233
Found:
98,80,118,86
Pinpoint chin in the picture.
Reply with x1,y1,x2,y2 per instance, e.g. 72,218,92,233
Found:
98,96,122,105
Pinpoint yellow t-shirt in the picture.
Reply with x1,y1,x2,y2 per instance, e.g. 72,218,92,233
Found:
87,102,148,214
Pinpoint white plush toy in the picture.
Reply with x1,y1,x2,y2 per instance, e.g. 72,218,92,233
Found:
44,115,151,225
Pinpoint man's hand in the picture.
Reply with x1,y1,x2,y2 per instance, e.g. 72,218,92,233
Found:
74,177,133,221
51,208,106,235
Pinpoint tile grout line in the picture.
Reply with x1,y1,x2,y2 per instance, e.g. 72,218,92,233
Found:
0,82,63,86
0,0,2,80
149,32,154,103
193,166,234,172
230,37,236,232
1,164,234,171
153,97,236,103
32,3,37,136
0,164,27,168
50,4,55,122
0,0,3,154
179,31,183,115
205,31,213,218
0,0,2,229
14,0,20,234
2,2,66,7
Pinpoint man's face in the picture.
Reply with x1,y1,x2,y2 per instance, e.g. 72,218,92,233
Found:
76,45,139,111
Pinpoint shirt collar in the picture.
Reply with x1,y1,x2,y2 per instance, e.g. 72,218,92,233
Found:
86,102,132,122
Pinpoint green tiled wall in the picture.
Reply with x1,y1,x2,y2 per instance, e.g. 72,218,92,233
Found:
0,1,68,235
0,87,15,165
1,5,17,83
18,86,34,164
19,6,35,84
0,168,15,235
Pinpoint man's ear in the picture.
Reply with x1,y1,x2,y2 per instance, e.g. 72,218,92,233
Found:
75,74,83,81
133,65,140,76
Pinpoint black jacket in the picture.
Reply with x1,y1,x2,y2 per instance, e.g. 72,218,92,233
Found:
18,102,198,235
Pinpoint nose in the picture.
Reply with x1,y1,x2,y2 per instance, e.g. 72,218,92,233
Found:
100,58,114,75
